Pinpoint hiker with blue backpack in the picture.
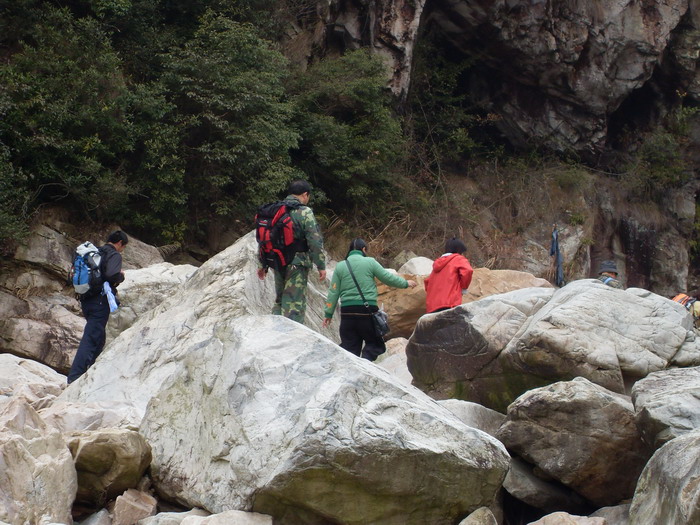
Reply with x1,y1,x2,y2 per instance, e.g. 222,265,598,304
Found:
597,260,624,289
67,230,128,384
256,180,326,324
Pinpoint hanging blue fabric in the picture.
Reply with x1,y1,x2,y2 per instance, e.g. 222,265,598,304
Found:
550,225,565,287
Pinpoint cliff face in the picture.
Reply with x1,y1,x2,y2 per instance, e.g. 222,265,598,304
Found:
285,0,699,294
309,0,698,153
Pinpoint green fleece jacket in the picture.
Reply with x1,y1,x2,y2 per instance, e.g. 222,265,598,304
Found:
324,250,408,318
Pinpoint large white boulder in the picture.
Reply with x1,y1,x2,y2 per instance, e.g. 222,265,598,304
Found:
60,230,509,524
137,316,510,524
0,353,66,411
107,262,197,343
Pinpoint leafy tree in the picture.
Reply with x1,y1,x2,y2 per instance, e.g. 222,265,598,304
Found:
161,11,300,240
0,6,186,243
288,49,405,213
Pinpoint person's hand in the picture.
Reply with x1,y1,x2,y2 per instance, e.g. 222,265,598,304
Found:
407,279,417,288
319,269,327,281
257,268,267,280
323,318,332,327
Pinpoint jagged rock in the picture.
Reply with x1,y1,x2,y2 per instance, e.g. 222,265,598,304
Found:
179,510,272,525
0,353,65,411
13,223,74,279
326,0,426,98
0,293,84,373
40,400,141,433
408,280,700,411
503,457,591,515
457,507,497,525
112,489,157,525
60,231,509,524
437,399,505,438
497,378,651,507
0,398,77,525
590,503,631,525
397,256,433,275
68,428,152,506
139,509,210,525
106,262,197,343
526,513,605,525
427,0,687,152
628,429,700,525
632,366,700,448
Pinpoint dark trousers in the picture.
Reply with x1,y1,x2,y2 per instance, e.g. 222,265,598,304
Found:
339,305,386,362
67,295,110,383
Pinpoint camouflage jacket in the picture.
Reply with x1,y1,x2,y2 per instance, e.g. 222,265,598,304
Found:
284,195,326,270
597,274,624,289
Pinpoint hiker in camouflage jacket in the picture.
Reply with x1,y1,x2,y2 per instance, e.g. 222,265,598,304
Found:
597,259,624,289
257,180,326,323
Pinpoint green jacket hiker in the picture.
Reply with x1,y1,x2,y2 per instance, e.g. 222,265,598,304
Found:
323,238,416,362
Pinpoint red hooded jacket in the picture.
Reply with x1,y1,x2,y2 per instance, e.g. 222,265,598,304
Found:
424,253,473,313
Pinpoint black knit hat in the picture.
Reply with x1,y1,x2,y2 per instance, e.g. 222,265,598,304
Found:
445,237,467,254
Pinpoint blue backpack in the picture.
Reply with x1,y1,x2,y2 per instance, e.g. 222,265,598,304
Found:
70,242,103,297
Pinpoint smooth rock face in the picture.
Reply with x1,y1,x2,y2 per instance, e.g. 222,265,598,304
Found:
106,262,197,343
0,398,77,525
138,316,509,525
408,280,700,411
426,0,687,152
39,400,142,433
68,428,152,505
0,353,66,411
632,365,700,448
497,378,651,507
628,429,700,525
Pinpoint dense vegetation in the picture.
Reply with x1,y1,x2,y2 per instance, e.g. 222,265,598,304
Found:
0,0,410,252
0,0,696,261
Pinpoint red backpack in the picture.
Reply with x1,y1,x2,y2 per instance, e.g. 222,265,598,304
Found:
255,201,307,272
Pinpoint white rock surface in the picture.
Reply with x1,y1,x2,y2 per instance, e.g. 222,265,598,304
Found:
0,353,66,411
0,398,77,525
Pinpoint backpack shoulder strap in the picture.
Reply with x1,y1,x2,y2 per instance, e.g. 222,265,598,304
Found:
602,277,613,284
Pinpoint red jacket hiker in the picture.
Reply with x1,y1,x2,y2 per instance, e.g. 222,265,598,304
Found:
425,253,473,313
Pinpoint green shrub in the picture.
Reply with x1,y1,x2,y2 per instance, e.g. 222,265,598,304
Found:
288,49,405,214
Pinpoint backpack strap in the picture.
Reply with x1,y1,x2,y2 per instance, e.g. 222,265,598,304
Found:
602,277,613,284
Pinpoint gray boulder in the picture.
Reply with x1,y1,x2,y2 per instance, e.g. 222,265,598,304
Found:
497,378,651,507
632,366,700,448
628,429,700,525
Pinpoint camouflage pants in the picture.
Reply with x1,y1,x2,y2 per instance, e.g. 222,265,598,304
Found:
273,265,309,323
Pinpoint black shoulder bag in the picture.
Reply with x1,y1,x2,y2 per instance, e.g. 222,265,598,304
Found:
345,259,390,338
